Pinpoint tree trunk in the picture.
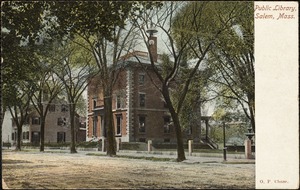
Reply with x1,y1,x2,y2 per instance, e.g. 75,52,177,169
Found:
70,104,77,153
247,94,255,133
249,106,255,133
16,126,22,151
162,88,186,162
39,116,45,152
170,109,186,162
1,109,5,129
104,87,116,156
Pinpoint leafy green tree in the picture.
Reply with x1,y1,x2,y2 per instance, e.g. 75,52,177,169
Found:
208,2,255,132
1,1,45,125
175,68,213,139
4,79,36,151
1,1,49,153
172,1,254,132
76,94,87,117
133,1,240,161
49,2,135,156
50,38,98,153
133,2,198,161
30,60,63,152
49,1,159,156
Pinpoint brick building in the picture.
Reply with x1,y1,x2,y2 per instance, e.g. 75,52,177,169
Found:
87,51,174,143
87,29,173,143
86,32,213,146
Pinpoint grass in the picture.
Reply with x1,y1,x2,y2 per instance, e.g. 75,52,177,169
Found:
192,149,246,154
3,149,70,154
222,161,255,164
86,153,174,162
154,148,245,154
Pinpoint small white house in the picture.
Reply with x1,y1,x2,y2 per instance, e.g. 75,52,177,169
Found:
2,110,13,143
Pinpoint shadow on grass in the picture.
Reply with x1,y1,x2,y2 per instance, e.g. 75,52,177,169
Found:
2,159,33,164
222,161,255,164
86,153,175,162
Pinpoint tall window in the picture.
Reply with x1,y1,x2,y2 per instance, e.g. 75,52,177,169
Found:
164,117,171,133
31,131,40,144
116,115,122,135
139,93,145,107
23,131,29,140
139,116,146,133
139,73,145,85
32,117,40,125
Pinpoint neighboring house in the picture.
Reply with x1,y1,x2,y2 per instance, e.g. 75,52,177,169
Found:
2,110,13,144
10,99,86,145
86,32,213,145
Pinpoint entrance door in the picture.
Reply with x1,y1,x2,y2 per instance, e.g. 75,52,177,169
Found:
31,131,40,145
57,132,66,143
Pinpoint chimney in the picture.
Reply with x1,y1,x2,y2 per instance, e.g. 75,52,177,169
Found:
146,27,158,62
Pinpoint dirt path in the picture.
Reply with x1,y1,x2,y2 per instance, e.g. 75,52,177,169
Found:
2,150,255,189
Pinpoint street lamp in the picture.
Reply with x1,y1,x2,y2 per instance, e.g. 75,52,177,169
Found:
222,121,246,161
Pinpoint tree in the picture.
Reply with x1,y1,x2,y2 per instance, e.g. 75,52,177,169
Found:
51,38,97,153
208,2,255,132
132,2,196,161
2,41,39,151
49,2,134,156
2,38,42,151
30,60,63,152
50,1,159,156
175,68,213,139
4,80,36,151
1,1,47,127
1,0,55,145
172,2,255,132
1,3,50,186
132,2,238,161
